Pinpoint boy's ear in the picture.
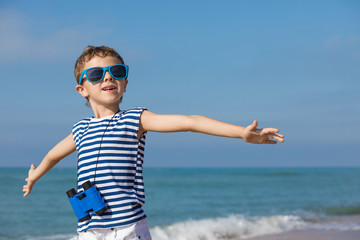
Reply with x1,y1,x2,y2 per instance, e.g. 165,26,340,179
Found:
124,79,128,92
75,85,89,98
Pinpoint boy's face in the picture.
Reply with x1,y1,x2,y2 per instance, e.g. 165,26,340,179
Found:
75,56,128,108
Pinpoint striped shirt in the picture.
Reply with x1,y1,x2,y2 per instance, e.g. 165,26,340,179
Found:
72,107,147,232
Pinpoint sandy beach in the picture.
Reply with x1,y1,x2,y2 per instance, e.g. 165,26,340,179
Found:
248,229,360,240
248,215,360,240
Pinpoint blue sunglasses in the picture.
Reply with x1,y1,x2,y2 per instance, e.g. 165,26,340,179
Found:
78,64,129,85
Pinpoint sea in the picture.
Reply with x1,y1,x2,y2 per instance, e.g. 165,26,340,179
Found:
1,167,360,240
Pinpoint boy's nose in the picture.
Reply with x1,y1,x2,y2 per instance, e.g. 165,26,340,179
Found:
103,70,113,82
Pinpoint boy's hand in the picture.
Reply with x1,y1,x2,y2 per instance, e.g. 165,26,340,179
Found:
243,120,284,144
23,164,36,197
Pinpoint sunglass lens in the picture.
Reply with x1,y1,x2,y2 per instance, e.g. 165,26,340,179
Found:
110,65,127,79
87,68,104,82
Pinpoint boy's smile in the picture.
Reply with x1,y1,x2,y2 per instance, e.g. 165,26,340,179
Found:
102,83,117,93
75,55,128,117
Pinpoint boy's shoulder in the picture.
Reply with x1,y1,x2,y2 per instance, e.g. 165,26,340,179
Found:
122,106,147,114
119,107,147,120
72,116,93,130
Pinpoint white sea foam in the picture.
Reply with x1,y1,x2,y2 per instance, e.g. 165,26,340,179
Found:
22,215,360,240
24,234,77,240
150,214,307,240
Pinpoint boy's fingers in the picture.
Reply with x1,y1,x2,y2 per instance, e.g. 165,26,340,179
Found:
272,133,284,139
274,137,285,142
23,164,35,197
23,185,31,197
267,134,284,142
264,140,277,144
263,128,279,134
265,132,284,138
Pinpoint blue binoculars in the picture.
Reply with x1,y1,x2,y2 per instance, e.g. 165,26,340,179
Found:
66,181,108,222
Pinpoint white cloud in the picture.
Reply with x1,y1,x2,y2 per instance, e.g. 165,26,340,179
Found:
0,8,155,64
0,8,89,62
322,35,360,59
324,35,360,50
324,35,343,49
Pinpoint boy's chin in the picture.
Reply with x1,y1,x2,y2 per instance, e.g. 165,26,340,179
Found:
89,96,123,107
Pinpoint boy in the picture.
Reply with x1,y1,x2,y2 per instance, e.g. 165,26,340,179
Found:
23,46,284,240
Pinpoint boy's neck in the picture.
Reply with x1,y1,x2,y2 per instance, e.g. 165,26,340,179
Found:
91,104,120,119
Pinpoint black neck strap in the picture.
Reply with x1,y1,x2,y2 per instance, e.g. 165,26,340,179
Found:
76,110,120,189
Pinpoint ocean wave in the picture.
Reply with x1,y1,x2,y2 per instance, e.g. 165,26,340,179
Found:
23,234,77,240
17,213,360,240
150,214,306,240
150,213,360,240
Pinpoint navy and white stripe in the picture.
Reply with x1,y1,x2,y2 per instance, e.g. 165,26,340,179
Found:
72,107,147,232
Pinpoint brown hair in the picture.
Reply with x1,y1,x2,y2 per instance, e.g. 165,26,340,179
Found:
74,45,125,84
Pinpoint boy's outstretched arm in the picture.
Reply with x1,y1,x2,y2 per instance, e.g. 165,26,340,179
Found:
138,111,284,144
23,133,76,197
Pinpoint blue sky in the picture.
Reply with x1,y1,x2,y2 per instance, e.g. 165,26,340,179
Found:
0,1,359,167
